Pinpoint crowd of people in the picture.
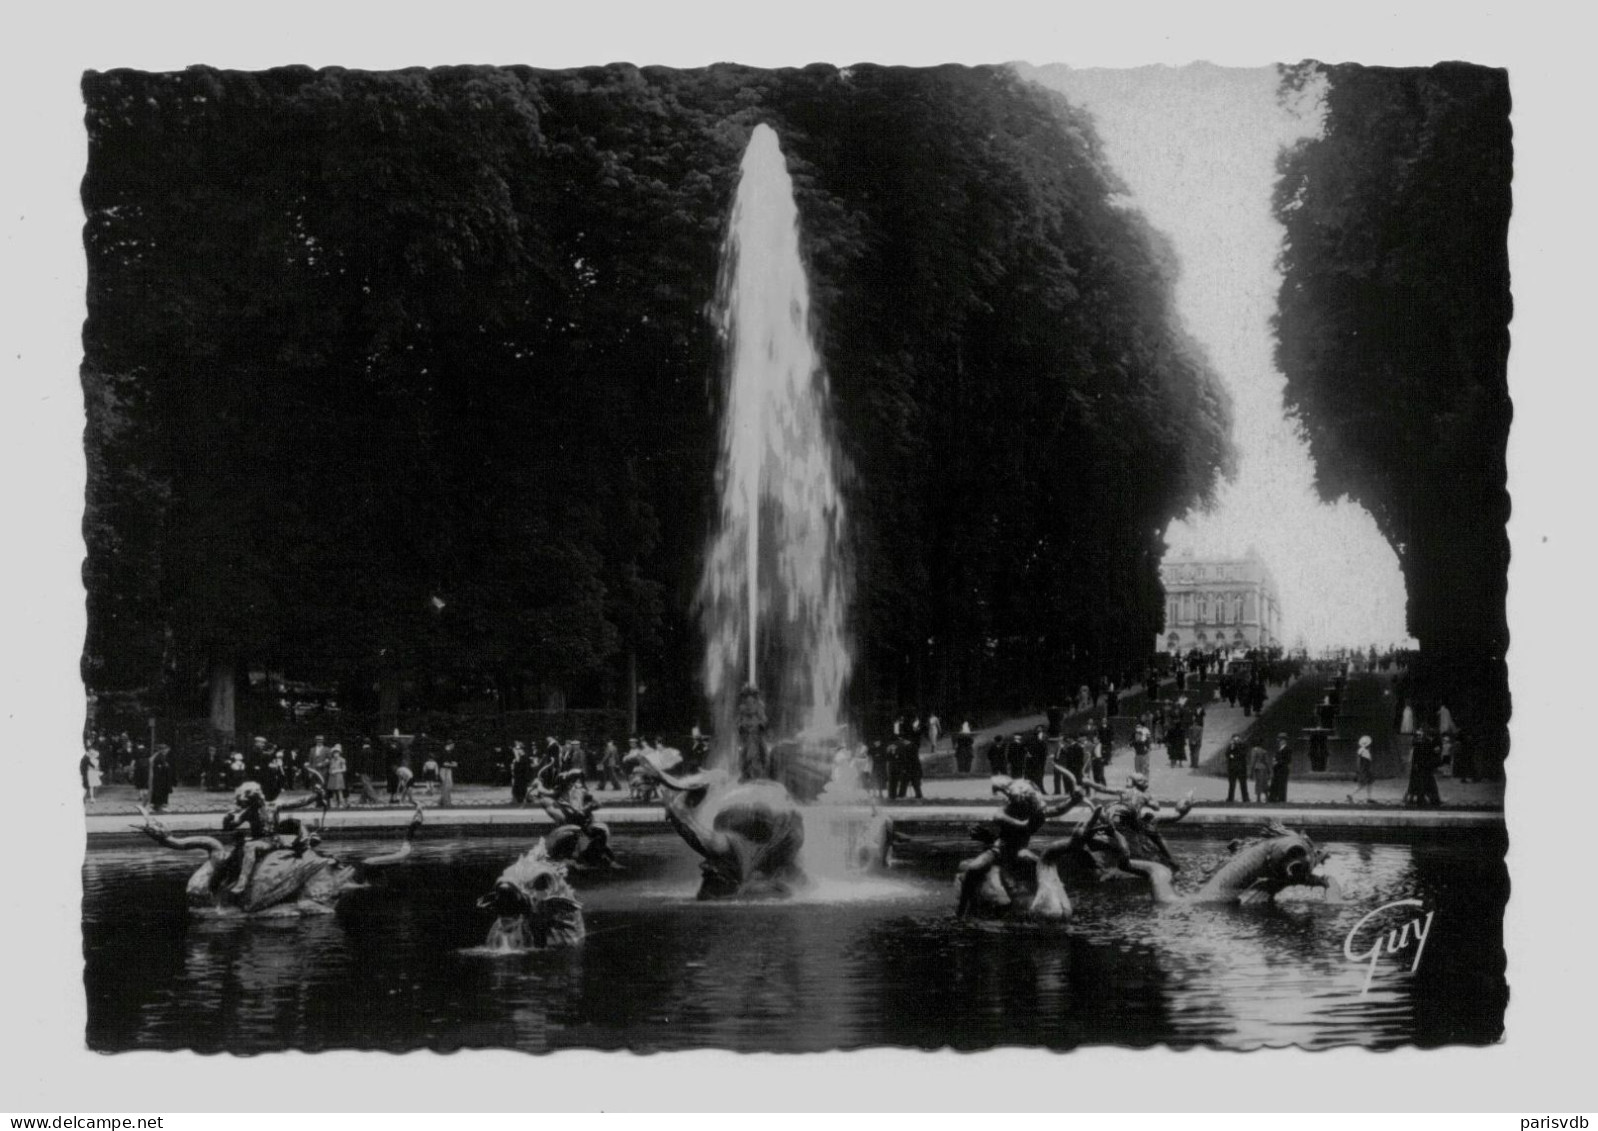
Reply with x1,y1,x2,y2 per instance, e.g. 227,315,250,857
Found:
81,648,1472,813
79,726,725,810
505,731,711,804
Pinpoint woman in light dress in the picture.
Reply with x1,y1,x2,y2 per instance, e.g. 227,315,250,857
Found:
326,745,348,808
82,747,102,803
1349,734,1377,803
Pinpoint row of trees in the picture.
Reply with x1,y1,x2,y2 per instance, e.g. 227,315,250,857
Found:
1273,62,1512,761
82,63,1234,738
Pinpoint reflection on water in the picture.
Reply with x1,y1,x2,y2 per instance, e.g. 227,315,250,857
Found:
83,831,1505,1052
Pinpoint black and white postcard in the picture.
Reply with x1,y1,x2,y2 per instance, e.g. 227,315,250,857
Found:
3,3,1588,1115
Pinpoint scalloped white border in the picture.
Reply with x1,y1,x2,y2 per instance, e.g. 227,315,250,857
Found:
2,0,1578,1113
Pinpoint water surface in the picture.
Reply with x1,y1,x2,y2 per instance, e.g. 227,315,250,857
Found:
83,830,1506,1052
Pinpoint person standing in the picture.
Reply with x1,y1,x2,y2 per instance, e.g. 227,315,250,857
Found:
1165,719,1187,769
250,736,271,783
851,744,873,793
1003,732,1024,779
81,746,102,803
132,744,154,805
1132,718,1152,778
149,745,175,812
897,736,924,800
1405,727,1442,808
1436,705,1458,778
954,722,975,774
308,735,332,784
1348,735,1376,804
1024,726,1048,789
599,738,625,791
385,740,406,802
906,735,925,799
1063,727,1090,787
327,744,348,808
262,750,288,802
1106,683,1121,719
926,714,942,759
1097,717,1116,767
510,742,532,804
1250,741,1271,803
985,733,1006,775
1224,734,1250,803
1268,732,1293,803
868,741,889,799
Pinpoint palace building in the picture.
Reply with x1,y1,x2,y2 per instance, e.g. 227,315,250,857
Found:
1156,547,1282,653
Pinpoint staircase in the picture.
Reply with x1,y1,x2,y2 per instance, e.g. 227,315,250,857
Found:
1195,669,1406,779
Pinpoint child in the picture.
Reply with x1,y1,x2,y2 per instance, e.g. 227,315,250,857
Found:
327,745,348,808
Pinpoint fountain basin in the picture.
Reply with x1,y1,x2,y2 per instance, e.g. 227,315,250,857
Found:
84,828,1507,1052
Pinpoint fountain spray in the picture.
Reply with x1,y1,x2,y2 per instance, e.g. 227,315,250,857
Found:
699,124,852,760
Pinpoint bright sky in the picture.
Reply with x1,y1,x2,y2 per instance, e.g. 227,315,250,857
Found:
1023,63,1413,652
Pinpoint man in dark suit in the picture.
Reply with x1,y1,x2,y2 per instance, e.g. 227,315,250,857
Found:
1268,732,1293,803
1224,734,1250,802
1006,732,1027,779
985,734,1006,775
953,723,975,774
896,736,923,800
149,745,176,812
1024,726,1048,789
868,741,890,798
1059,728,1089,794
1405,726,1443,807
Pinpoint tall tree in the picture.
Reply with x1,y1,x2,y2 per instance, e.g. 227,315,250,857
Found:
83,62,1235,736
1273,62,1512,760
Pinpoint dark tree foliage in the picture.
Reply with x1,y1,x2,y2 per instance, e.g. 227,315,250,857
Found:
1273,62,1511,760
82,63,1231,729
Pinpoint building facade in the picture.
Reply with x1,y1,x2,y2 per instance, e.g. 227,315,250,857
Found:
1156,548,1282,654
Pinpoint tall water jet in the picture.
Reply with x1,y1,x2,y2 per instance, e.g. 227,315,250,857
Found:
637,124,874,902
698,123,853,770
